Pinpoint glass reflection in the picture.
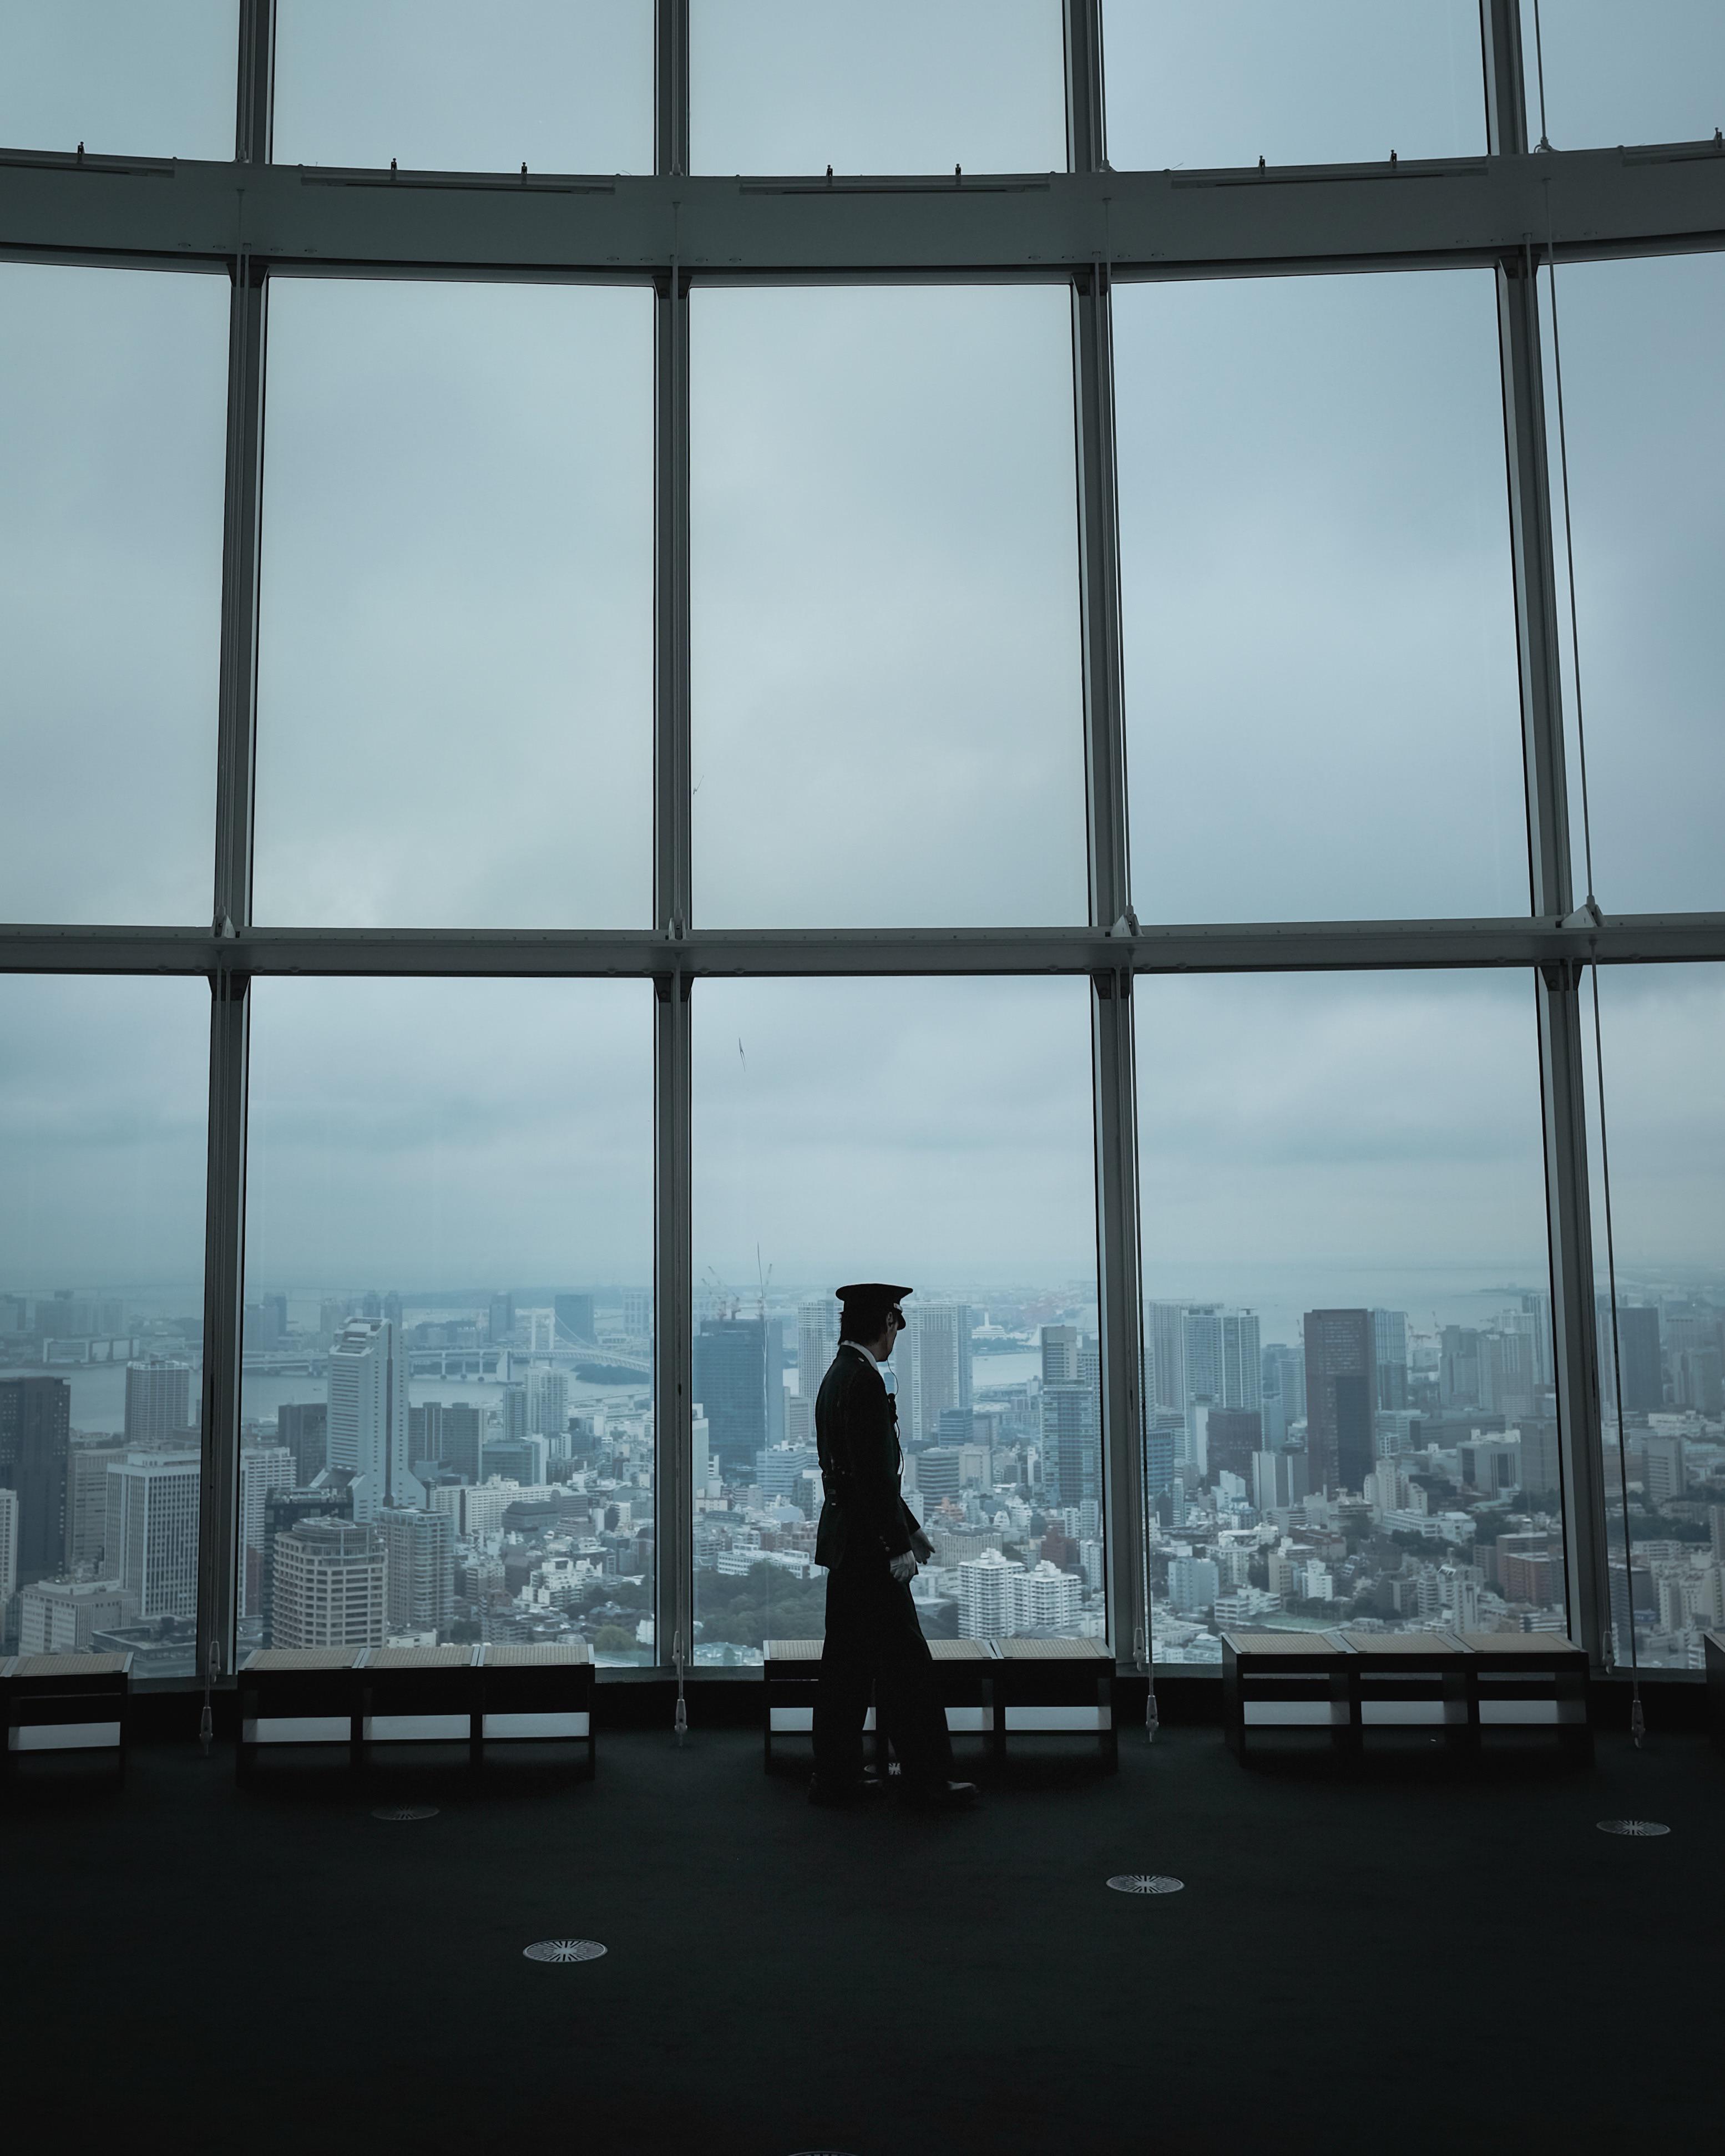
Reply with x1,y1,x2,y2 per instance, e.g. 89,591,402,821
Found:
0,976,209,1676
1137,971,1562,1666
1585,964,1725,1673
1104,0,1484,171
692,0,1065,176
0,0,237,161
691,976,1102,1664
691,285,1087,928
1522,0,1725,149
254,277,652,929
274,0,651,174
1116,269,1526,924
241,978,654,1663
0,262,227,926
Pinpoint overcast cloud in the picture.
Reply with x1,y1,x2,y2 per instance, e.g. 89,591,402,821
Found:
0,10,1719,1313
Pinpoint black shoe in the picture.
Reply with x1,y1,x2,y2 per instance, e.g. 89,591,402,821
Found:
808,1773,886,1808
899,1779,980,1811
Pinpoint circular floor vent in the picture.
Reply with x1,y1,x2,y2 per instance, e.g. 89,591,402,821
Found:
1596,1819,1670,1837
1107,1874,1185,1894
372,1805,438,1821
523,1938,608,1963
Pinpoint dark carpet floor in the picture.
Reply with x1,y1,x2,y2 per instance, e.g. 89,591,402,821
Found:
1,1724,1716,2155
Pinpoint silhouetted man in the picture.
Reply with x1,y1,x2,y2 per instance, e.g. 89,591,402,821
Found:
809,1282,978,1811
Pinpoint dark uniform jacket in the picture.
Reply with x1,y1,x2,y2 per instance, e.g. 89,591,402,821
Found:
813,1344,922,1571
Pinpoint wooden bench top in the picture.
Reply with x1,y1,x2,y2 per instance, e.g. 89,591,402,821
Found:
241,1649,362,1672
3,1653,132,1681
484,1643,590,1666
993,1636,1111,1661
1340,1630,1465,1656
1222,1631,1345,1656
370,1646,478,1670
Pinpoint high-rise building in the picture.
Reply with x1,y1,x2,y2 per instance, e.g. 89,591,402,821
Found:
124,1358,193,1447
1013,1559,1080,1633
261,1484,354,1646
271,1516,386,1649
553,1293,595,1344
1252,1449,1309,1513
277,1401,327,1485
1261,1342,1305,1434
623,1289,652,1342
694,1317,783,1474
798,1298,840,1401
755,1443,818,1499
1303,1310,1374,1495
958,1547,1020,1639
903,1304,972,1445
1205,1409,1262,1490
18,1576,126,1655
525,1368,568,1440
1143,1418,1180,1499
1145,1303,1186,1419
1642,1433,1686,1506
409,1400,482,1484
105,1453,201,1619
910,1448,962,1504
0,1484,17,1618
1440,1327,1482,1410
0,1376,71,1587
380,1504,453,1638
692,1411,715,1499
1517,1418,1561,1500
1041,1324,1079,1383
487,1292,515,1346
1614,1305,1663,1414
483,1433,548,1485
1041,1380,1098,1511
239,1444,296,1618
327,1318,420,1520
1167,1556,1220,1612
1372,1309,1409,1410
67,1437,129,1570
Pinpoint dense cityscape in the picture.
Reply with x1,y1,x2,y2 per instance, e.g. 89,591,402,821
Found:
3,1271,1723,1677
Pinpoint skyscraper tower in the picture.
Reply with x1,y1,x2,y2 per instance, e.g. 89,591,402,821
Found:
797,1298,840,1401
0,1376,71,1587
327,1318,421,1521
694,1317,784,1475
903,1303,973,1445
124,1358,193,1446
1303,1310,1374,1496
105,1453,201,1619
380,1504,454,1638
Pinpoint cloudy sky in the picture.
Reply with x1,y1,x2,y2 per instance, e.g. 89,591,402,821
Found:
1,4,1720,1318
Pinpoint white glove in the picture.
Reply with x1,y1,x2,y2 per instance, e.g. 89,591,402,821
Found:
889,1550,918,1584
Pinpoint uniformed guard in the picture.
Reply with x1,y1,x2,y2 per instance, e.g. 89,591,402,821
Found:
809,1282,979,1810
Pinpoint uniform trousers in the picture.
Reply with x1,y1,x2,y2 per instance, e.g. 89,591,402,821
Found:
812,1556,954,1789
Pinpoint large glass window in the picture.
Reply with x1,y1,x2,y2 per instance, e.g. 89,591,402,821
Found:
254,277,653,929
1543,250,1725,914
691,285,1087,928
0,976,209,1676
241,978,652,1664
1522,0,1725,149
0,0,237,161
1583,963,1725,1673
273,0,652,174
691,975,1101,1663
1115,269,1526,924
0,262,227,926
1136,970,1560,1666
1103,0,1484,171
692,0,1066,176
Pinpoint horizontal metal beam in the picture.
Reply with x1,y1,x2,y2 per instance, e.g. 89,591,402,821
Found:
1,144,1722,276
4,914,1724,980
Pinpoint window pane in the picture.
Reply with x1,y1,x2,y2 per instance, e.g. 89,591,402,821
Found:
1,976,208,1678
1116,270,1526,924
0,263,227,925
1137,971,1561,1667
1104,0,1483,170
0,0,237,160
1544,252,1725,913
692,0,1065,176
1585,963,1725,1672
241,978,652,1663
273,0,652,173
692,976,1102,1673
692,286,1087,928
1523,0,1725,149
254,279,652,928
